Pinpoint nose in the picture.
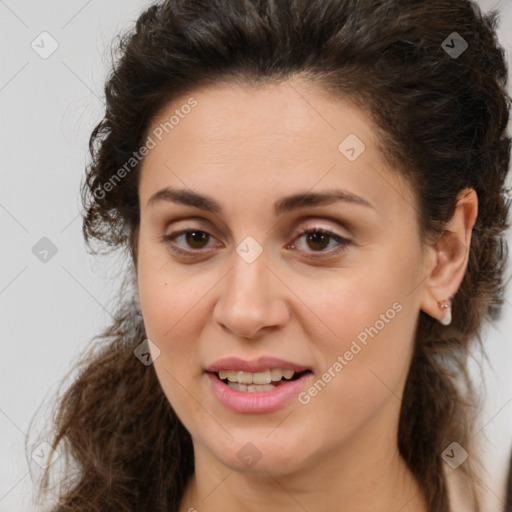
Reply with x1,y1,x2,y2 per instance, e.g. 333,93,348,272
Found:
212,250,290,340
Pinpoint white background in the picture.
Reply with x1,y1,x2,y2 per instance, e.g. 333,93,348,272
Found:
1,1,511,511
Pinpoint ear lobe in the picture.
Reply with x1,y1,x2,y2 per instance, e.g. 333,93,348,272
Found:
420,188,478,324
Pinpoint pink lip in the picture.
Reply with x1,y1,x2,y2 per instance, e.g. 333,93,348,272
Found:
206,371,313,413
205,356,310,373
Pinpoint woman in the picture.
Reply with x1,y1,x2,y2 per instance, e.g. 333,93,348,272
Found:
28,0,511,511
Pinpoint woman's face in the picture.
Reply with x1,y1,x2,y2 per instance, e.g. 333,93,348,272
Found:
136,79,428,475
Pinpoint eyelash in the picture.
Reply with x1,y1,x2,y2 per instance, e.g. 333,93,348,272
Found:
159,225,351,259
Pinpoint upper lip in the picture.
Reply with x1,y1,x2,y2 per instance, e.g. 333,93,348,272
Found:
205,356,311,373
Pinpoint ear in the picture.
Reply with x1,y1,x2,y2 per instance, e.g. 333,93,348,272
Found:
420,188,478,324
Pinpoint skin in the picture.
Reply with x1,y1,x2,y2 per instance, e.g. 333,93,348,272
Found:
135,78,478,512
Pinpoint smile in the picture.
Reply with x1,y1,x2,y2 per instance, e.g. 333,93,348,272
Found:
206,369,313,413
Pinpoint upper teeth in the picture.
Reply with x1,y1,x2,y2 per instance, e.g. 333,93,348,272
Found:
218,368,295,385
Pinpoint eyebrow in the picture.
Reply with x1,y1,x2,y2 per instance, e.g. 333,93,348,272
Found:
146,186,373,215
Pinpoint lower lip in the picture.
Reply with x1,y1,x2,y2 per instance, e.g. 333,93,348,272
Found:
206,371,312,413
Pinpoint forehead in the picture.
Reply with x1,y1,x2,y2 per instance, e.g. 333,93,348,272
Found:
144,79,377,158
138,79,416,221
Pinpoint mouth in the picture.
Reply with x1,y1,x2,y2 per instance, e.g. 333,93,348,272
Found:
206,368,313,413
204,356,314,412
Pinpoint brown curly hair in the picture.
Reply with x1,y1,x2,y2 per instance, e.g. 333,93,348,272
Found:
27,0,511,511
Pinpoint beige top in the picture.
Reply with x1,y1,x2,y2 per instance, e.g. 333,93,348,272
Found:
446,467,477,512
445,463,507,512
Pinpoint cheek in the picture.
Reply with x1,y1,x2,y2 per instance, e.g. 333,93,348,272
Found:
137,238,200,338
300,261,415,417
139,276,202,356
136,252,202,380
303,262,406,351
137,266,207,420
300,303,413,441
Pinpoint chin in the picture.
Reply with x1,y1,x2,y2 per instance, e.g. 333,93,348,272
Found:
208,437,308,475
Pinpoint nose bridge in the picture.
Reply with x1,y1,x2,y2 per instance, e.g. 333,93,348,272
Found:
228,231,269,294
213,240,288,337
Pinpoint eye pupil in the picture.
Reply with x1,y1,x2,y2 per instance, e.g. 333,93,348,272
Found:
307,231,330,251
186,231,208,248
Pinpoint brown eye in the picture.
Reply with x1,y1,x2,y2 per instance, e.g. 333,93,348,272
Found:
182,230,210,249
161,226,351,259
161,229,217,256
304,231,332,251
288,228,351,257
